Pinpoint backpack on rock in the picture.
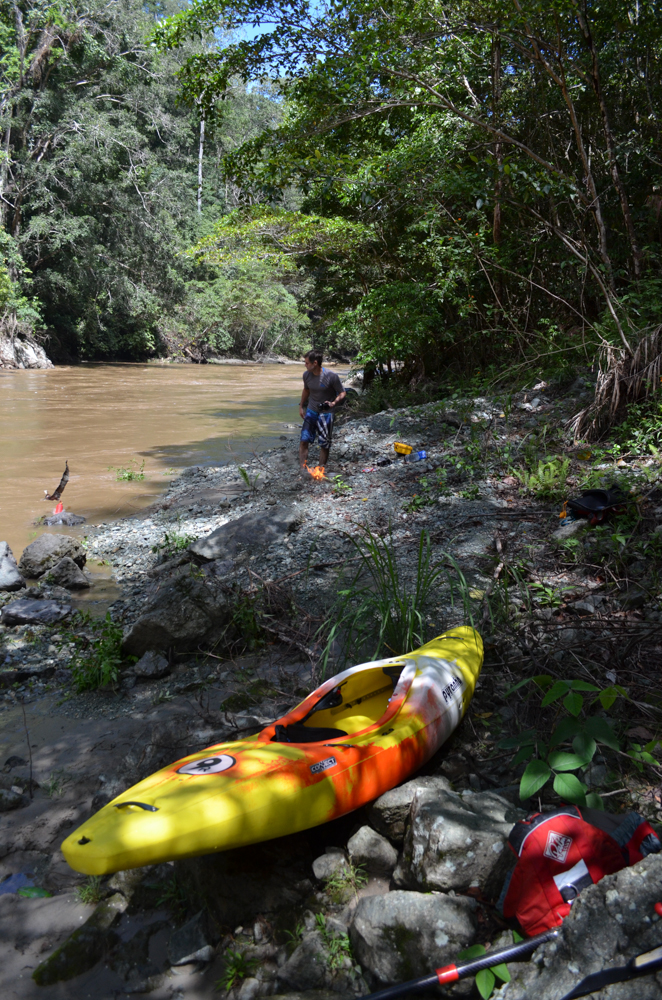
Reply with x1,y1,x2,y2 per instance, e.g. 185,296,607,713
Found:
500,805,660,936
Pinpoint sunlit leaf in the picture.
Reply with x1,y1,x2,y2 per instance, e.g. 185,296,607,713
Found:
548,750,589,771
476,968,496,999
585,792,604,809
553,772,586,805
492,963,511,983
520,759,552,799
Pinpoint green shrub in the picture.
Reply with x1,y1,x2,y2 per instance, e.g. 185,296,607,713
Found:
69,613,126,692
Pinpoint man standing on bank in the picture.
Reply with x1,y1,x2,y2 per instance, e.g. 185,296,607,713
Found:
299,350,346,471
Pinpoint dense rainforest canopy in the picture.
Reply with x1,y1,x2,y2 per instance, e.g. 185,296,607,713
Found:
3,0,662,422
0,0,310,359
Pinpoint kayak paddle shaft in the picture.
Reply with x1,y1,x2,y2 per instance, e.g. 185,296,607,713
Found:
360,928,559,1000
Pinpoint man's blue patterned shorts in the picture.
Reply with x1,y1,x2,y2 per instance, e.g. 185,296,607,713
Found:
300,408,334,449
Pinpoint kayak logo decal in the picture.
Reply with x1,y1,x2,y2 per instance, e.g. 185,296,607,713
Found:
441,675,463,703
178,755,236,775
544,830,573,863
310,756,337,774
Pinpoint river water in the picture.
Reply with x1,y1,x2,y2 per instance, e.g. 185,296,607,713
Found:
0,362,309,564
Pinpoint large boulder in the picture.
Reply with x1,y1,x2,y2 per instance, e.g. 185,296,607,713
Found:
368,775,452,844
133,650,171,680
121,573,233,657
347,826,398,876
493,853,662,1000
393,788,524,896
349,890,477,984
1,598,72,626
41,556,89,590
190,507,301,563
277,931,327,991
0,542,25,592
19,534,86,578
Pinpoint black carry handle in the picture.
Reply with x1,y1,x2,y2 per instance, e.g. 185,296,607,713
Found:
359,928,559,1000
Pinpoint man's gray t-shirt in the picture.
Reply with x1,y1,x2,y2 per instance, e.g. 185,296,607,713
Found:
303,368,344,412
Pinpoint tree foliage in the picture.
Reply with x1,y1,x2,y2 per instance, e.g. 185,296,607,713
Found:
0,0,310,359
156,0,662,389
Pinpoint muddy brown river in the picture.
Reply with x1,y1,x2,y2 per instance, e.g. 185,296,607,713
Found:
0,362,309,562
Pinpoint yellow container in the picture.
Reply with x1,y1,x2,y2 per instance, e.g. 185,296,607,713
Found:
393,442,413,455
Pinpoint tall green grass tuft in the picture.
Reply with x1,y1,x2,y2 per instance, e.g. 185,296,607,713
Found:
320,525,472,672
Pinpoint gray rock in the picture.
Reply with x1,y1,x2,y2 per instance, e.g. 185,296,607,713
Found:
347,826,398,876
552,519,588,542
32,892,127,985
121,573,233,657
312,849,348,882
0,542,25,592
168,910,217,965
493,853,662,999
278,931,327,990
19,533,86,578
350,890,477,984
368,775,452,844
133,650,171,680
202,558,235,579
42,511,86,526
190,507,301,563
1,598,72,626
237,977,261,1000
41,556,90,590
0,787,26,811
393,789,524,895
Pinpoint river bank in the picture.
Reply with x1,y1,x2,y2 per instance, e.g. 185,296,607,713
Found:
1,380,661,999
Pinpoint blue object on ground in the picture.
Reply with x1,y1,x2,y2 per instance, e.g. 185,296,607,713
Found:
0,872,35,895
403,451,427,463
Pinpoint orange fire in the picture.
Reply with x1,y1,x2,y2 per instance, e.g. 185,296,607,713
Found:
305,464,327,481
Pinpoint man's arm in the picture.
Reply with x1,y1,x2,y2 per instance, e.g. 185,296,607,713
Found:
328,374,346,409
299,385,310,419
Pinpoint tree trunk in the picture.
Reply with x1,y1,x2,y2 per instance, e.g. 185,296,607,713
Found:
197,116,205,214
492,34,502,246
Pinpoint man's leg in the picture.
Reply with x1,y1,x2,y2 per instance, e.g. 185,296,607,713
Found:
299,440,310,469
318,413,333,468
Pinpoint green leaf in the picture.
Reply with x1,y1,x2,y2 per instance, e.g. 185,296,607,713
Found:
491,963,511,983
598,688,618,710
549,717,583,746
572,734,596,760
504,678,535,696
585,792,604,809
541,680,570,706
585,717,621,750
548,751,589,771
512,930,525,943
457,944,486,960
476,968,496,999
520,759,552,799
512,745,536,766
569,681,600,691
563,691,584,716
498,729,537,750
552,772,586,805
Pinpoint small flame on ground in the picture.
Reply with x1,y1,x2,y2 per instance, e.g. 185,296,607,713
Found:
305,464,327,481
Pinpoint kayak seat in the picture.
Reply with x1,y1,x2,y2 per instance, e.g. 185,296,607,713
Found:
271,724,348,743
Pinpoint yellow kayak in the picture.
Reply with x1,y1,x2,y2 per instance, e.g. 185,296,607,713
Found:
62,626,483,875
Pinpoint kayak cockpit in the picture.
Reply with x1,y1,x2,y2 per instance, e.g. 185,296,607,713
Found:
270,663,406,742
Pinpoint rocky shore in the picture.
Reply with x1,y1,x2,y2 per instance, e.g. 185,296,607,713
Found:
1,381,661,999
